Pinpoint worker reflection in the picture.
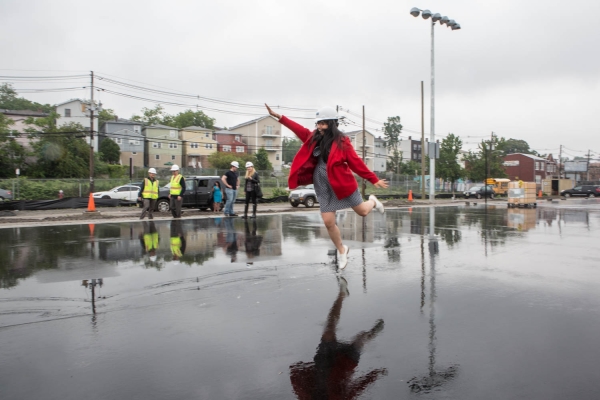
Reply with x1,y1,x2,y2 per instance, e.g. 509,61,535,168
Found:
140,221,159,261
290,277,387,399
170,219,186,260
244,219,263,264
224,217,238,263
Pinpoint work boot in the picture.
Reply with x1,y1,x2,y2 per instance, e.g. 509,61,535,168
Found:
242,204,249,219
250,204,257,218
140,211,146,220
149,214,154,220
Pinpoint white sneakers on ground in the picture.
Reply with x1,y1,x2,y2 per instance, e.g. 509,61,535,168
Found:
369,194,385,214
338,245,349,270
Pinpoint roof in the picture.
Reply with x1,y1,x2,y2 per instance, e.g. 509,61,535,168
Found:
144,123,178,130
181,126,213,132
229,115,276,130
214,129,240,135
0,109,49,117
55,98,88,107
504,153,551,162
103,118,141,125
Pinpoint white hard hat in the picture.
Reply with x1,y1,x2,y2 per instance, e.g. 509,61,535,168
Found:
315,106,338,122
170,164,180,171
149,255,157,262
148,168,157,174
231,161,240,168
245,161,254,168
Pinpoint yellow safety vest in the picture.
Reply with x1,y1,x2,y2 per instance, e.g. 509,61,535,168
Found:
142,178,159,199
170,174,183,196
170,236,182,258
144,232,159,251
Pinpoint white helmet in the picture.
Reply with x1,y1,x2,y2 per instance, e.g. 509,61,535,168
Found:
315,106,338,122
170,164,180,171
148,168,157,174
231,161,240,168
245,161,254,168
149,255,157,262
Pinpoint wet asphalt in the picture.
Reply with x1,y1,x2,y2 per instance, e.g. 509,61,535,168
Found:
1,199,600,399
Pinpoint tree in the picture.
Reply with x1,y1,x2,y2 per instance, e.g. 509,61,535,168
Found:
163,109,215,129
382,116,402,150
386,148,403,173
254,147,273,171
0,114,27,178
463,137,506,182
401,160,423,175
99,138,121,164
496,137,537,156
0,83,54,113
282,137,301,164
98,108,118,126
131,105,168,126
437,133,464,194
207,151,254,170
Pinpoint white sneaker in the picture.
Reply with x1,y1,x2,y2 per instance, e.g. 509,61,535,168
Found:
338,245,349,270
369,194,385,214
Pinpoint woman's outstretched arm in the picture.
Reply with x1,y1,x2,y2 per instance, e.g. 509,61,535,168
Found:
265,103,313,143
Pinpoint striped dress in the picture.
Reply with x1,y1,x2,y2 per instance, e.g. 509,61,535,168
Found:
313,146,363,213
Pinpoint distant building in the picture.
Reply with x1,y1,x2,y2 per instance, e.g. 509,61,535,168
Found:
399,136,429,164
99,118,145,167
180,126,218,170
55,99,99,152
213,130,247,155
373,137,387,173
0,109,48,150
346,130,376,171
502,153,558,185
143,124,182,169
229,116,283,171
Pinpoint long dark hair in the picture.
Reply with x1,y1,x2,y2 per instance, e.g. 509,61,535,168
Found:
310,120,345,162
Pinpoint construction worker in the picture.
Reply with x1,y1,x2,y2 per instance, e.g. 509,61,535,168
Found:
138,167,159,219
169,220,186,261
168,164,186,219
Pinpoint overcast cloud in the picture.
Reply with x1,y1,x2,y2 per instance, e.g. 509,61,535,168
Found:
1,0,599,158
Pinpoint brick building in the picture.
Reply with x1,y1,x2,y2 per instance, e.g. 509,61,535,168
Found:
502,153,558,186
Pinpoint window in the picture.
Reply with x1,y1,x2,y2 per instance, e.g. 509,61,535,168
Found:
276,153,280,160
205,133,210,138
152,142,162,149
155,155,160,160
266,139,273,147
205,143,213,149
236,146,244,153
171,155,176,160
223,145,231,152
186,180,195,190
169,130,177,138
266,126,273,135
169,143,178,149
64,108,71,117
133,126,141,133
129,139,140,145
113,138,122,144
191,143,199,149
197,179,209,188
235,135,241,141
132,152,137,155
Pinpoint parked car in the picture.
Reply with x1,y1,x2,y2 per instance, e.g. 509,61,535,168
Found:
143,176,227,212
289,184,318,208
0,188,13,201
560,185,600,198
93,185,141,201
464,185,495,199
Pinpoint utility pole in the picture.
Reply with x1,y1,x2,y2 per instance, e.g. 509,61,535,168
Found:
89,71,95,194
362,105,366,199
587,149,591,181
559,144,562,178
421,81,426,200
487,132,494,178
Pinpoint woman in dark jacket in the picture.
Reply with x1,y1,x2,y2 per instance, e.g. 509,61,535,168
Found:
242,161,260,219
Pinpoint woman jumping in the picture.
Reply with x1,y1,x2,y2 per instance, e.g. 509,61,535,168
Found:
265,104,388,270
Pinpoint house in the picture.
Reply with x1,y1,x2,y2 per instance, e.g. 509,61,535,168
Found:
346,130,376,171
55,99,99,152
502,153,558,186
143,124,183,169
214,130,247,155
0,109,48,149
180,126,218,170
229,116,283,171
373,137,387,173
99,118,145,167
399,136,429,163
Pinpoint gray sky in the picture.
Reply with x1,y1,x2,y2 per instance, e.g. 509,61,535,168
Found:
1,0,599,158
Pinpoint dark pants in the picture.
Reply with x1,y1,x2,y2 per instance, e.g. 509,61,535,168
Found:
245,190,257,205
170,196,183,218
140,199,156,219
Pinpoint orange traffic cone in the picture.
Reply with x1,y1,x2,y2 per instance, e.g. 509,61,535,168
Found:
88,223,95,237
538,190,543,198
408,190,413,202
87,193,96,212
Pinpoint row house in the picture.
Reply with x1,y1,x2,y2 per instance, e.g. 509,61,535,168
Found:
56,99,99,152
399,136,429,164
229,116,283,171
373,137,387,172
99,118,144,167
502,153,558,185
0,109,48,150
180,126,218,170
143,124,183,169
214,130,247,154
346,130,376,171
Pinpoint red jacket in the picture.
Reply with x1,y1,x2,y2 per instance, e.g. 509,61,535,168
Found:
280,116,379,200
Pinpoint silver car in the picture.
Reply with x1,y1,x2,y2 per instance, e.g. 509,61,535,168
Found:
0,188,13,201
288,184,318,208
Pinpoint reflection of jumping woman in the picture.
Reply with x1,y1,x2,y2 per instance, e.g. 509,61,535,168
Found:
265,104,388,270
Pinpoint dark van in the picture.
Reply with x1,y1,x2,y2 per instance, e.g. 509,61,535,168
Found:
139,176,227,212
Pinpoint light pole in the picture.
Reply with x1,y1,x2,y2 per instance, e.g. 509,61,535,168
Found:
410,8,461,201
